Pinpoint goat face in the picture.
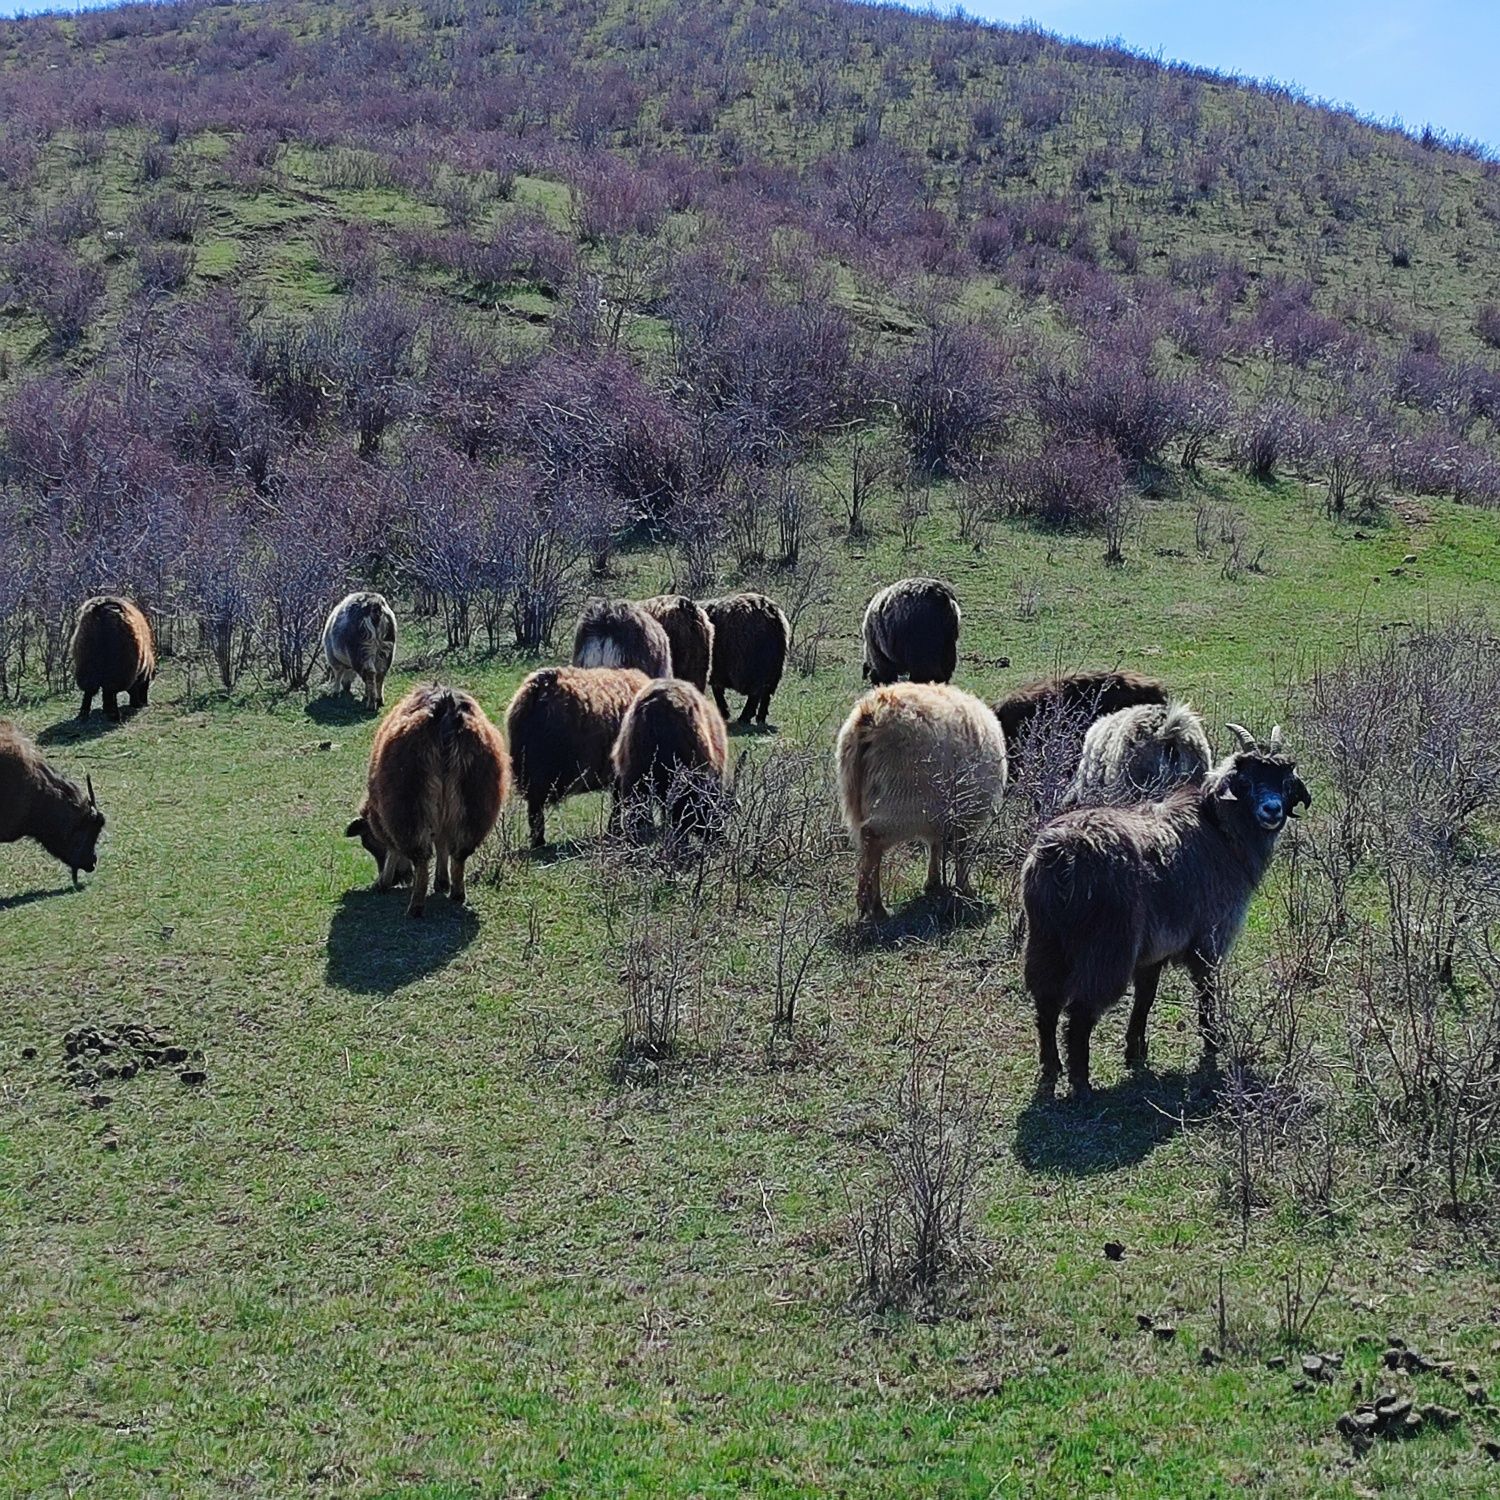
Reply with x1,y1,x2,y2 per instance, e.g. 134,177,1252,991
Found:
1218,753,1311,832
65,805,106,880
344,816,386,872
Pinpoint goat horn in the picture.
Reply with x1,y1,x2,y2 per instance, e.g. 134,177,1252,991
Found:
1268,724,1284,751
86,773,96,808
1224,723,1257,751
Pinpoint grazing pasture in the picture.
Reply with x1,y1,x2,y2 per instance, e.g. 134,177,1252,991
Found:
4,482,1500,1496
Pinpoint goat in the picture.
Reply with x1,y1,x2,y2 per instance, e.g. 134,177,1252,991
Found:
71,596,156,722
0,721,105,885
572,598,673,678
505,665,649,847
993,669,1167,777
638,594,714,693
322,591,398,709
1065,700,1213,808
1022,724,1310,1097
700,591,789,726
612,679,731,839
344,685,510,917
861,577,961,685
836,683,1008,920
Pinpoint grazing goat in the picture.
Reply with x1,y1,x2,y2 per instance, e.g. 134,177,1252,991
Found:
701,591,789,726
1065,700,1213,808
639,594,714,693
505,665,649,848
71,596,156,722
861,577,961,685
1022,725,1311,1097
993,669,1167,777
322,591,397,709
612,679,731,839
836,683,1008,921
572,598,673,678
0,721,105,885
345,685,510,917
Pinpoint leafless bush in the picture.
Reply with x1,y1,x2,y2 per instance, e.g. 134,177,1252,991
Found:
848,1045,988,1311
312,220,379,293
615,909,700,1081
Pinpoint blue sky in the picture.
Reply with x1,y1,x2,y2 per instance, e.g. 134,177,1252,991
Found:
6,0,1498,150
969,2,1500,148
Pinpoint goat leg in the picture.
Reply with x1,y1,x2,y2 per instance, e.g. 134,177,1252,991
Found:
1125,963,1164,1068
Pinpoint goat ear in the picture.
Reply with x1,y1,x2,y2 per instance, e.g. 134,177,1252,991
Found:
345,818,366,838
1289,774,1312,814
1224,722,1256,752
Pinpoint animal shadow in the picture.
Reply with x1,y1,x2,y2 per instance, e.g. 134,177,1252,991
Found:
0,883,83,913
1013,1061,1219,1177
36,713,130,747
523,836,594,866
727,721,779,739
324,887,478,993
305,694,379,727
834,891,995,951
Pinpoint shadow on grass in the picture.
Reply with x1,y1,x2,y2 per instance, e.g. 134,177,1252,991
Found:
832,892,995,952
36,712,130,747
325,888,479,993
726,721,779,739
0,881,84,913
524,836,596,866
304,694,378,727
1013,1062,1219,1177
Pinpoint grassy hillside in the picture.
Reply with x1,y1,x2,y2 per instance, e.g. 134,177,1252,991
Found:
2,1,1500,1496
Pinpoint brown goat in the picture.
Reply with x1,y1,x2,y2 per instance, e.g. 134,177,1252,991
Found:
993,669,1167,776
836,683,1008,920
1022,725,1311,1097
700,591,789,726
572,598,673,678
344,685,510,917
505,665,649,848
612,679,731,839
638,594,714,693
0,721,105,885
71,596,156,722
861,577,961,685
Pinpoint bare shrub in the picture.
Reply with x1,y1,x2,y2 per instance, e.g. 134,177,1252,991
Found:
312,220,379,293
887,321,1008,476
848,1045,987,1311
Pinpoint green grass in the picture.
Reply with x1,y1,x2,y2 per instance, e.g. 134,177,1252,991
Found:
4,476,1500,1495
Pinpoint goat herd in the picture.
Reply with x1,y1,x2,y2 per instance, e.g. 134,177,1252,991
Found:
1,578,1310,1097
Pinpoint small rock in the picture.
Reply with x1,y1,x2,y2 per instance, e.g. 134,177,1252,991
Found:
1292,1379,1311,1394
1383,1348,1404,1369
318,740,333,751
1200,1346,1222,1366
178,1070,207,1087
99,1129,119,1152
86,1093,112,1109
1136,1312,1154,1331
1338,1411,1378,1438
1266,1355,1287,1371
1420,1403,1462,1431
162,1046,189,1065
1402,1349,1437,1374
118,1061,138,1080
1151,1324,1176,1343
1402,1410,1425,1437
1481,1439,1500,1460
1302,1355,1325,1380
1402,553,1418,563
1050,1342,1068,1358
1322,1351,1344,1371
20,1046,36,1060
1103,1241,1125,1262
1465,1382,1488,1406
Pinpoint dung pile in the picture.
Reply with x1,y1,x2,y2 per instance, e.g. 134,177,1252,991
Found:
60,1022,206,1096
